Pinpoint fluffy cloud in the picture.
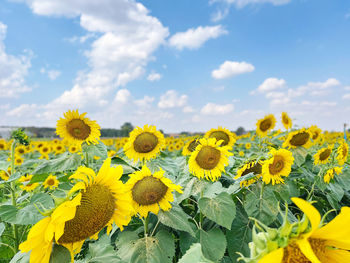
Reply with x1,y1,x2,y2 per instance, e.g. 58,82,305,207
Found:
158,90,188,109
257,78,286,92
114,89,131,103
201,103,234,115
210,0,291,9
212,61,254,79
169,25,228,50
134,95,155,107
147,72,162,82
40,68,61,80
0,22,32,98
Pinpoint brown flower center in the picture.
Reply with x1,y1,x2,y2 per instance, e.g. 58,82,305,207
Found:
290,132,310,146
282,115,290,125
208,131,230,146
188,139,200,152
47,179,55,185
241,162,262,177
0,143,5,150
342,145,348,157
18,148,25,154
282,238,326,263
42,147,49,153
58,184,115,243
195,146,221,170
66,119,91,140
319,149,331,161
259,119,272,132
131,176,168,205
269,155,285,175
312,131,319,140
133,132,158,153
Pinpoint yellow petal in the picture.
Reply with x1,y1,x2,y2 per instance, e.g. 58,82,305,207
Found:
258,248,284,263
297,239,321,263
323,249,350,263
292,197,321,234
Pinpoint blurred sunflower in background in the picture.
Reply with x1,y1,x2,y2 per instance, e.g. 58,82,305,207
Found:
19,158,133,263
43,174,59,190
125,165,182,218
282,128,313,149
124,124,165,163
235,160,263,187
256,114,276,137
336,139,349,165
204,126,236,148
56,109,101,145
182,137,200,156
189,138,232,181
281,112,292,130
309,125,323,144
314,145,333,165
324,166,343,183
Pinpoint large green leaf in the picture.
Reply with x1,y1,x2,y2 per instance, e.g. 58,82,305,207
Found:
200,228,226,262
198,192,236,229
111,156,135,174
33,152,81,174
158,205,196,237
82,141,108,160
9,251,30,263
0,222,5,237
178,243,215,263
291,147,308,166
0,204,43,225
243,184,279,226
49,244,71,263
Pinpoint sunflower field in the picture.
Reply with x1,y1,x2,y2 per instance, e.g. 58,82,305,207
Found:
0,110,349,263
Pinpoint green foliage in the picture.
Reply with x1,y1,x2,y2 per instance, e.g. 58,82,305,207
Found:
33,152,82,174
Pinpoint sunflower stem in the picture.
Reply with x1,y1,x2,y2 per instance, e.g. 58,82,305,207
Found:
150,218,160,237
10,141,19,253
85,151,89,168
199,190,204,229
144,214,149,237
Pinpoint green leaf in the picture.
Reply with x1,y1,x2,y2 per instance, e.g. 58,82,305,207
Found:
178,243,215,263
49,244,71,263
111,156,135,174
179,231,197,255
273,184,290,203
243,184,279,225
200,228,226,262
30,193,55,210
158,205,196,237
198,192,236,229
203,181,225,198
0,205,17,223
9,251,30,263
115,230,140,261
0,160,9,171
82,141,108,159
291,147,308,166
226,205,252,262
327,183,344,202
33,153,81,174
0,222,5,237
175,177,196,204
0,204,43,225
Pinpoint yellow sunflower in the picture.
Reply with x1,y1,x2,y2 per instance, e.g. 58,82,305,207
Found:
19,174,33,183
189,138,232,181
19,158,133,262
204,126,236,148
324,166,343,184
282,128,313,149
281,112,292,130
14,155,24,166
39,144,51,155
182,137,200,156
123,125,165,163
125,165,182,218
234,160,263,187
54,144,65,155
0,170,9,181
56,109,101,145
261,148,294,185
313,145,333,165
259,197,350,263
15,145,27,155
336,140,349,165
309,125,322,144
20,183,39,192
245,142,251,149
43,175,59,190
0,139,7,150
68,144,80,154
239,151,245,157
256,114,276,137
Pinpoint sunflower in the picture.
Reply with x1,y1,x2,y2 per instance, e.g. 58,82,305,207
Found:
324,166,343,184
235,160,263,187
182,138,200,156
124,125,165,163
20,183,39,192
56,109,101,145
39,144,51,155
68,144,80,154
19,174,33,183
336,140,349,165
204,126,236,148
314,145,333,165
245,143,251,149
189,138,232,181
0,139,7,150
19,158,133,262
239,151,245,157
15,145,27,155
281,112,292,130
0,170,9,181
259,197,350,263
261,148,294,185
168,144,175,152
282,128,313,149
14,155,24,166
256,114,276,137
309,125,322,144
43,175,59,190
125,165,182,218
54,144,65,155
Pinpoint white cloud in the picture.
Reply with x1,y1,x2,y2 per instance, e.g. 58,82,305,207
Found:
0,22,32,98
210,0,291,9
65,33,96,43
344,86,350,91
211,7,230,22
134,95,154,108
201,103,234,115
343,93,350,99
257,78,286,92
158,90,188,109
183,106,194,113
41,68,61,80
169,25,228,50
147,72,162,82
114,89,131,103
212,61,254,79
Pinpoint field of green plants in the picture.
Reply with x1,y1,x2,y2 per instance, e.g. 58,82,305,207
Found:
0,110,349,263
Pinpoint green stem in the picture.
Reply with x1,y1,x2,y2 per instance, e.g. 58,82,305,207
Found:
199,190,204,229
0,242,16,255
150,218,160,237
143,214,149,237
85,151,89,168
307,181,316,200
10,141,19,252
260,182,265,201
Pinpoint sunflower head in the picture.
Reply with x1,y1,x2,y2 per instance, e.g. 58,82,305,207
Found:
336,140,349,165
309,125,322,143
256,114,276,137
281,112,292,130
124,125,165,163
314,145,333,165
189,138,232,181
235,160,263,187
262,148,294,185
282,128,313,149
43,175,59,190
125,165,182,218
56,109,101,145
204,127,236,148
182,137,200,156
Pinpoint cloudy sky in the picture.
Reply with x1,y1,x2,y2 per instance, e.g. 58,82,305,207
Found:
0,0,349,132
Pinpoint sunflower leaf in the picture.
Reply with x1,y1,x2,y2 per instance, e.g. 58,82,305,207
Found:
178,243,215,263
198,192,236,230
200,228,226,262
32,152,81,174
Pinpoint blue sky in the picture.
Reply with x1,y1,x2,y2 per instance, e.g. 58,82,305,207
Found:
0,0,349,132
